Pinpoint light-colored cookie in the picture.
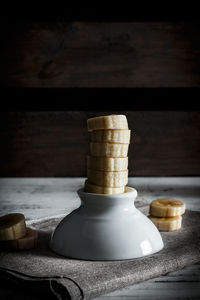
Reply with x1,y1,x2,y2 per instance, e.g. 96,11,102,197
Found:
87,156,128,171
149,215,182,231
0,227,38,250
90,142,129,157
90,129,131,144
87,168,128,187
0,213,26,241
87,115,128,131
84,180,125,194
150,198,185,217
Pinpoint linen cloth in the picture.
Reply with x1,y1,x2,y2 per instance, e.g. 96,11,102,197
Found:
0,202,200,300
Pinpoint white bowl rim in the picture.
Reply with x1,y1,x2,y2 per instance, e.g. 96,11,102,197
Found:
77,186,137,198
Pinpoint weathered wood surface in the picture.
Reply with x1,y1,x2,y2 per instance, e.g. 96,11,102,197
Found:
94,262,200,300
0,177,200,300
0,177,199,220
1,111,200,176
1,22,200,87
95,263,200,300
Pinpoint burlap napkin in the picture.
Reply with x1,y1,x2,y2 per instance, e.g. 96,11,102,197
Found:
0,203,200,300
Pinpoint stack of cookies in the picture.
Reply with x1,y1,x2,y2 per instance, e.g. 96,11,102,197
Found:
0,213,38,250
149,198,186,231
84,115,131,194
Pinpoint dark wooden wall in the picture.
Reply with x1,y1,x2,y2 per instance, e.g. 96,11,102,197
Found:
1,22,200,87
1,22,200,176
1,111,200,177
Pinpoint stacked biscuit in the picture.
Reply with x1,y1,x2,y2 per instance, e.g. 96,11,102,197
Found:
0,213,38,250
149,198,186,231
84,115,130,194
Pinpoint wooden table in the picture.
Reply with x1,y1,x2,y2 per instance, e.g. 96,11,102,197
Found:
0,177,200,299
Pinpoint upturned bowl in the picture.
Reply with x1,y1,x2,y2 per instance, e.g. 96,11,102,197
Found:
50,186,164,260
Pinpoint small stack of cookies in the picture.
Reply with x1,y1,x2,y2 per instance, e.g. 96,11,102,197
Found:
0,213,38,250
149,198,186,231
84,115,131,194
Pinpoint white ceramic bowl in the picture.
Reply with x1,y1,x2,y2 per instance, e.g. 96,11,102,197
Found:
50,187,164,260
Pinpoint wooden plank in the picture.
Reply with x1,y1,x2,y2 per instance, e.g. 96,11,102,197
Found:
0,176,199,220
0,178,83,220
1,22,200,87
1,111,200,176
94,263,200,299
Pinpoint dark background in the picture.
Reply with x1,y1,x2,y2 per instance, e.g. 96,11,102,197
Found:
1,21,200,88
1,20,200,177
